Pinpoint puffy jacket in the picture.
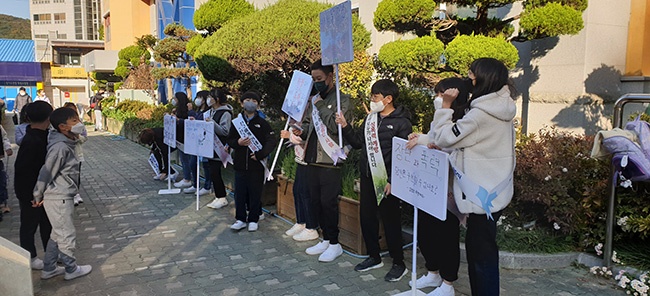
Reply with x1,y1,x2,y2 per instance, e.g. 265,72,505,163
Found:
33,130,80,201
14,126,48,201
301,89,352,165
430,85,516,215
342,105,412,181
15,93,32,113
226,112,278,172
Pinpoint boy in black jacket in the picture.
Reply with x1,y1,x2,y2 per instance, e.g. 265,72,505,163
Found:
227,91,277,232
14,101,53,270
336,79,412,282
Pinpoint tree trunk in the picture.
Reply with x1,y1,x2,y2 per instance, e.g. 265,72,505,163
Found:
185,76,192,100
476,5,489,34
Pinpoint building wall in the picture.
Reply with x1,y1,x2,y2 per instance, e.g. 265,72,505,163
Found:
30,0,77,40
103,0,154,51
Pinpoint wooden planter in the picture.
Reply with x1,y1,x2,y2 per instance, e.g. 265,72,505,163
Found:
276,175,296,222
339,195,387,255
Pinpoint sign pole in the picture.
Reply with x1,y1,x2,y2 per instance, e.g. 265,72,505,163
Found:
411,208,419,296
267,118,291,181
158,145,181,194
196,157,201,211
334,63,343,148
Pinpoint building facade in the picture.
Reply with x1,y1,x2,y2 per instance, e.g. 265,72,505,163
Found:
0,39,43,112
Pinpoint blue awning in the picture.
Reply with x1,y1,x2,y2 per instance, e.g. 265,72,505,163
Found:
0,62,42,82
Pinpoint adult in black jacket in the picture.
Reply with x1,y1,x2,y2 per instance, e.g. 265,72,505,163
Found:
139,127,177,180
14,101,53,269
226,91,277,232
337,79,413,282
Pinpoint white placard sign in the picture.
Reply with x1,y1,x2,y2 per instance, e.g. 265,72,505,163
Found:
319,0,354,65
213,136,233,168
183,119,215,158
281,70,313,122
148,153,160,176
232,114,263,152
163,114,176,148
391,137,449,221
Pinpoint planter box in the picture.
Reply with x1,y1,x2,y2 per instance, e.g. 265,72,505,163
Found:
105,117,124,135
339,195,387,255
221,165,277,206
276,175,296,222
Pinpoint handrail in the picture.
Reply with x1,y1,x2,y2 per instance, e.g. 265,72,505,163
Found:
605,94,650,266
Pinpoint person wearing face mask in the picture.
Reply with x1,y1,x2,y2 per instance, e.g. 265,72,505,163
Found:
226,91,277,232
184,91,214,196
15,87,33,124
90,88,105,131
293,59,353,263
65,102,87,206
335,79,413,282
171,92,190,185
33,107,92,281
204,88,234,210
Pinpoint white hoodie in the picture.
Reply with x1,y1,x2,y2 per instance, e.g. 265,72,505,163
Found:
430,85,516,215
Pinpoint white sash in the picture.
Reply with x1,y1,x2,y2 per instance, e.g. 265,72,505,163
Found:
148,153,160,176
364,113,389,205
232,113,270,180
311,100,346,164
213,135,233,168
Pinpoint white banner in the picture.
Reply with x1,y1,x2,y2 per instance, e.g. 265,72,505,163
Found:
232,114,263,152
364,113,388,205
163,114,176,148
282,70,313,122
184,119,215,158
213,136,233,168
311,100,346,164
391,137,449,221
148,153,160,176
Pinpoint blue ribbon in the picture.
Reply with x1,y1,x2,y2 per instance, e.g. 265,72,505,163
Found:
475,186,498,220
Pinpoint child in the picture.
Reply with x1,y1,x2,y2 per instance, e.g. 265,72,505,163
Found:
227,91,277,232
205,88,234,209
139,128,177,181
14,101,53,269
15,107,29,145
65,102,87,206
429,58,516,296
33,107,92,280
0,122,13,220
172,92,193,186
335,79,412,281
185,90,213,196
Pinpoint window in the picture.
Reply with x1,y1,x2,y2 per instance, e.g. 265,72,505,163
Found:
34,34,48,39
32,0,51,4
53,0,65,3
59,52,81,65
57,33,67,39
54,13,66,24
33,13,51,24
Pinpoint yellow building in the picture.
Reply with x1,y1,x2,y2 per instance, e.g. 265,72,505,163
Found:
102,0,157,51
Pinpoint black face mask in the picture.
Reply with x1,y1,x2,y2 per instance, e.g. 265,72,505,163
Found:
313,81,329,97
310,84,319,96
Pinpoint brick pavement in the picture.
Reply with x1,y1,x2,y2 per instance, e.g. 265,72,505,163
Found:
0,125,625,296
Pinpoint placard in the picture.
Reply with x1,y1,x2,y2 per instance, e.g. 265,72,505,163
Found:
281,70,313,122
213,136,233,168
183,119,214,158
391,137,449,221
163,114,176,148
148,153,160,176
319,0,354,65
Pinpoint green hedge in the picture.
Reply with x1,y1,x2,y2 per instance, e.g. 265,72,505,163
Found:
445,34,519,74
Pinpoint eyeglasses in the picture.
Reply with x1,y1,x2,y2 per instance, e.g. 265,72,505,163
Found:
367,94,384,102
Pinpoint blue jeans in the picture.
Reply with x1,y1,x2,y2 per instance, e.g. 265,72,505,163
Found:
466,211,502,296
179,151,192,181
189,156,212,190
293,164,316,229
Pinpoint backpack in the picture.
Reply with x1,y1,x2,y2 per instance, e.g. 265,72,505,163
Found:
602,116,650,186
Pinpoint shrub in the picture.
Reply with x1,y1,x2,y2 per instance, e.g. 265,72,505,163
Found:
377,35,445,80
373,0,436,37
186,34,204,57
117,45,150,67
339,50,374,121
193,0,255,34
520,3,584,39
445,34,519,74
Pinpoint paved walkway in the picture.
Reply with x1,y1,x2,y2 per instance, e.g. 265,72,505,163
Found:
0,123,625,295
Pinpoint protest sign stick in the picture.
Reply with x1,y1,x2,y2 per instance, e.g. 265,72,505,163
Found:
196,157,201,211
393,207,425,296
267,118,291,181
158,145,181,195
334,64,343,148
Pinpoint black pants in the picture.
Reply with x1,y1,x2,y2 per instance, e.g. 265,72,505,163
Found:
308,165,341,244
153,149,175,175
418,210,460,282
234,169,264,223
208,159,227,198
466,211,501,296
18,198,52,258
359,173,404,264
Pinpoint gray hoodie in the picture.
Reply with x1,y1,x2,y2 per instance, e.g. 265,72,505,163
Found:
33,130,80,202
15,93,32,113
203,104,233,138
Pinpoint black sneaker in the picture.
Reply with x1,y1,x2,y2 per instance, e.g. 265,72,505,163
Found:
384,263,407,282
354,257,383,272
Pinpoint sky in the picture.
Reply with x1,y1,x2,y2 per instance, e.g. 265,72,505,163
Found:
0,0,30,19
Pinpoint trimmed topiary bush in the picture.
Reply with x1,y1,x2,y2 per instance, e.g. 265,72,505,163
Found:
520,3,584,39
193,0,255,34
373,0,436,37
377,35,445,79
445,34,519,74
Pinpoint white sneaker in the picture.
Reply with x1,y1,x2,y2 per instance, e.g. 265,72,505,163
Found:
183,186,196,194
165,172,178,182
318,243,343,262
259,213,265,221
410,272,443,289
306,240,330,255
31,257,44,270
207,198,228,209
153,174,162,180
285,223,305,236
293,228,319,241
174,179,192,188
427,282,455,296
230,220,247,231
41,266,65,279
64,265,92,280
248,222,258,232
198,188,211,196
73,194,83,206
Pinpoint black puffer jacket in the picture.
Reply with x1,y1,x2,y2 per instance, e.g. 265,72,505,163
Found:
342,105,412,180
226,112,278,172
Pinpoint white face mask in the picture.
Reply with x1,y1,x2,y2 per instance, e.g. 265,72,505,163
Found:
70,122,86,135
369,101,385,113
19,91,26,96
207,97,215,106
195,98,203,106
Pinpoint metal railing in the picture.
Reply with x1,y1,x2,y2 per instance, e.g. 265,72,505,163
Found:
604,93,650,266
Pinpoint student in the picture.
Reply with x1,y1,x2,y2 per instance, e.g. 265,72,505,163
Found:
15,107,30,145
205,88,234,210
14,101,53,269
65,102,87,206
33,107,92,280
15,87,32,124
172,92,194,186
90,88,104,131
0,122,13,221
227,91,277,232
428,58,516,296
335,79,412,281
35,89,51,105
184,90,214,196
294,59,353,262
139,128,177,181
406,77,472,296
